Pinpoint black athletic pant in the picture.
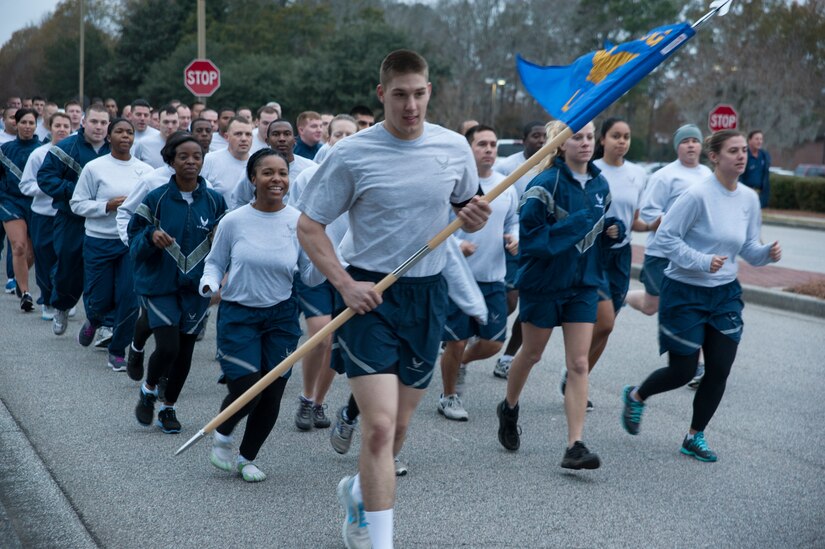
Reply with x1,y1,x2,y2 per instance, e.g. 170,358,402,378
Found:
145,327,197,404
133,306,152,350
637,325,738,432
216,373,289,461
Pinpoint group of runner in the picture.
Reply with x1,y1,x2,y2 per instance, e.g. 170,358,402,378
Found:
0,49,780,549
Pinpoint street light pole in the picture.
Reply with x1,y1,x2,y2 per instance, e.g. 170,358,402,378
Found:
197,0,206,105
488,78,506,122
78,0,84,105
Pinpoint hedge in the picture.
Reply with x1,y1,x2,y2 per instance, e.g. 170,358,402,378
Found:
768,174,825,213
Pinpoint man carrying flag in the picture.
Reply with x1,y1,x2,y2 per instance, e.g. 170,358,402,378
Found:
295,50,490,549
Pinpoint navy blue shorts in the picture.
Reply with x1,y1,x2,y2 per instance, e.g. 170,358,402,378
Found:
598,244,632,314
216,298,301,381
442,281,508,342
141,291,210,334
639,255,669,297
658,277,744,356
518,287,599,329
0,195,32,224
504,252,520,291
333,267,448,389
295,276,335,318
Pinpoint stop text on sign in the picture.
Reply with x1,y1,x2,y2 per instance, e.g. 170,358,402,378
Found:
187,70,218,86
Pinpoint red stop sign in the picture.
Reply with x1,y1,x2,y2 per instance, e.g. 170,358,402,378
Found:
184,59,221,97
708,104,738,133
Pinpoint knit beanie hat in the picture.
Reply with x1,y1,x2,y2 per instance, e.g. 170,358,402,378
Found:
673,124,702,153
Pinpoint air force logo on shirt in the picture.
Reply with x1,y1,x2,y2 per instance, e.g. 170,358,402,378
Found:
595,193,605,209
197,216,210,231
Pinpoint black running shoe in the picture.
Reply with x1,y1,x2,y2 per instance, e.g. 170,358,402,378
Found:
135,388,157,426
126,345,145,381
157,408,181,434
497,400,521,451
20,292,34,312
561,441,601,470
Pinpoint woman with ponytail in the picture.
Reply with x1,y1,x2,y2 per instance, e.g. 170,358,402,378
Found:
620,130,781,462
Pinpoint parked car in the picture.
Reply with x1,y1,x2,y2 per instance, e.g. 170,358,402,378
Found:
794,164,825,178
638,162,668,175
497,139,523,158
769,166,794,176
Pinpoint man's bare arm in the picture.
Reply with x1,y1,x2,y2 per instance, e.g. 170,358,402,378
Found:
297,213,382,314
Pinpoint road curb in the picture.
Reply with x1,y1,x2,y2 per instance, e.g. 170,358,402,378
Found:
0,398,98,548
630,264,825,319
762,214,825,232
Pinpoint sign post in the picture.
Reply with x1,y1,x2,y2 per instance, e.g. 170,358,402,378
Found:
708,104,738,133
184,59,221,98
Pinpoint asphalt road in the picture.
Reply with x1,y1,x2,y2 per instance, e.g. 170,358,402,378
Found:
1,271,823,548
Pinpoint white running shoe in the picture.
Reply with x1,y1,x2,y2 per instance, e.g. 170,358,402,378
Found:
438,393,469,421
209,436,234,472
41,305,56,321
93,326,114,350
493,356,512,379
52,309,69,335
337,476,370,549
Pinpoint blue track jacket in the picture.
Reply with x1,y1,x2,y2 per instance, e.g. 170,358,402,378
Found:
37,128,110,214
516,157,625,295
128,176,227,295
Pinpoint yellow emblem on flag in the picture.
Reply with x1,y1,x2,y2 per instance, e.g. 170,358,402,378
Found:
587,48,640,84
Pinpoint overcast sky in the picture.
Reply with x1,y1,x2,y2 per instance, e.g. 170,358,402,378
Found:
1,0,62,48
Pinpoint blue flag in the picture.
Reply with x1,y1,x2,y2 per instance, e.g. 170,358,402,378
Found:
517,23,695,132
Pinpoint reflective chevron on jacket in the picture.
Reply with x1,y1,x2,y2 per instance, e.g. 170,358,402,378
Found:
128,176,227,295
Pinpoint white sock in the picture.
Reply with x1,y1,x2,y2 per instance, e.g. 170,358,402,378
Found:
131,342,143,353
352,473,362,502
364,509,394,548
159,404,174,411
141,383,157,396
501,354,513,361
685,433,694,441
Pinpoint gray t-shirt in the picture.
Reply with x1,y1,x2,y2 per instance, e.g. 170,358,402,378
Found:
455,172,519,283
594,158,646,248
640,160,712,257
658,176,772,287
294,122,479,277
200,204,313,308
